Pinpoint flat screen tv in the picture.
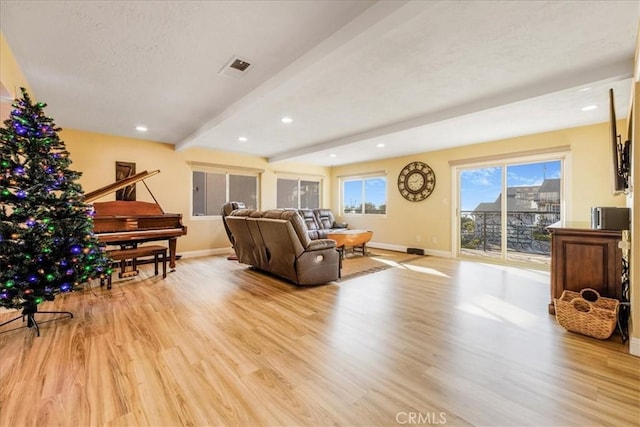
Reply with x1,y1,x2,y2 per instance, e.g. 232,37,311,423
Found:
609,88,631,193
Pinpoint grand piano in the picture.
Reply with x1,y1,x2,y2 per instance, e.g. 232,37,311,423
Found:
84,170,187,269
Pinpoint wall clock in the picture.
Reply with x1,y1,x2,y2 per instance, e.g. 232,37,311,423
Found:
397,161,436,202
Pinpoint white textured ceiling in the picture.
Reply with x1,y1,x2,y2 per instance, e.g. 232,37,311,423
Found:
1,1,637,167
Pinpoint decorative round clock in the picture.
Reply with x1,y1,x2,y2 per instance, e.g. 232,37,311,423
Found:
397,161,436,202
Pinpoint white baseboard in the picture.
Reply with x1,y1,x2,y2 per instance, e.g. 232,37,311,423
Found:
424,249,452,258
367,242,406,252
184,243,453,260
368,242,451,258
179,247,232,259
630,337,640,357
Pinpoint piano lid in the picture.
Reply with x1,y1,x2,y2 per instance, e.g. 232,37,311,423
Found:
84,170,160,203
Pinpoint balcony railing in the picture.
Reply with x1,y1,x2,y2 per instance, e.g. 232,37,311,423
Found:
460,210,561,259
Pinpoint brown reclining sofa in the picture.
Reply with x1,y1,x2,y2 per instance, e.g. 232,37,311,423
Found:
297,208,348,239
225,209,340,285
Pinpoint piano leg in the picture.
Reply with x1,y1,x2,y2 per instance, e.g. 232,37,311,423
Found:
169,237,177,269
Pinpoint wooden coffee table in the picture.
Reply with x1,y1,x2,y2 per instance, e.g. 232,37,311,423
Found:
327,230,373,258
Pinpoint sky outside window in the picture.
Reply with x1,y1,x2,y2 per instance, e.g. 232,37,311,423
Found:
343,180,363,212
343,177,386,213
460,161,561,211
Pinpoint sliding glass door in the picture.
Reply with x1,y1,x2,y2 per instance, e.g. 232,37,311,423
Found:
458,159,562,265
460,166,503,259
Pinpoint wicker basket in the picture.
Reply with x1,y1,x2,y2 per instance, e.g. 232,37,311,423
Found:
554,288,619,340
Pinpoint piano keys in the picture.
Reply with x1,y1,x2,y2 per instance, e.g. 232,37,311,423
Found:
85,170,187,269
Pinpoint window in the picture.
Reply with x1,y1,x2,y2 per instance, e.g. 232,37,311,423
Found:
456,155,565,265
341,175,386,215
192,170,258,216
276,178,320,209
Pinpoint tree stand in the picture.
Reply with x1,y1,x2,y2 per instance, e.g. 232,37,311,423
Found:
0,303,73,337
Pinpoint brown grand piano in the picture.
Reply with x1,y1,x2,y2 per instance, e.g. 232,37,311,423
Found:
84,170,187,269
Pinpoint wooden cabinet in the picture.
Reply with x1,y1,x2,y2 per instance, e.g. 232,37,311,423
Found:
548,227,622,314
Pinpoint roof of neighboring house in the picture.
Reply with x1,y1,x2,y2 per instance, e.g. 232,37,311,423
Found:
538,178,561,193
473,198,538,212
472,178,562,212
473,202,500,212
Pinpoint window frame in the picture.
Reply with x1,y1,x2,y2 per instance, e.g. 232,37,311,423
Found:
340,172,387,216
190,165,261,219
451,147,570,265
276,176,322,210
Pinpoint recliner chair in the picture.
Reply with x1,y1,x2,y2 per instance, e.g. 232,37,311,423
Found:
298,208,323,239
296,208,349,239
314,209,348,232
225,209,340,285
221,201,246,259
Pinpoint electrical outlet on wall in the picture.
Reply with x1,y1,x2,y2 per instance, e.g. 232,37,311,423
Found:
432,237,438,244
416,235,421,242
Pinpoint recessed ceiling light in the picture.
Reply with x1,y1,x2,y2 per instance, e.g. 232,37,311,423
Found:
578,87,591,92
376,143,385,148
329,154,337,158
135,125,148,132
581,105,598,111
238,136,248,142
281,117,293,124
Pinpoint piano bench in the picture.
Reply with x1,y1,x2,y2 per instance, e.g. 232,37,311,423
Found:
102,245,167,289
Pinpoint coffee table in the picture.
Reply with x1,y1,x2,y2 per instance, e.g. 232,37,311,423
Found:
327,230,373,259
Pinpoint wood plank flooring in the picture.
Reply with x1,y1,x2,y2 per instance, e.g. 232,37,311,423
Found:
0,253,638,427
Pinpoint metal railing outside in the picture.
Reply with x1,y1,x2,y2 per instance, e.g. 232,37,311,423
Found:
460,210,560,257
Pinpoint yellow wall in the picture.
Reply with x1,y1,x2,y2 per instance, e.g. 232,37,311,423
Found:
63,121,626,257
629,82,639,354
330,122,627,253
61,129,331,254
0,32,32,122
629,52,639,352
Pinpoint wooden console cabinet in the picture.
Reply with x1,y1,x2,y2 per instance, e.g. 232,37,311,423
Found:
548,226,622,314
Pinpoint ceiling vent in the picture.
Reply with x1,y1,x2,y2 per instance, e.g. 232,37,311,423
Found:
219,56,253,79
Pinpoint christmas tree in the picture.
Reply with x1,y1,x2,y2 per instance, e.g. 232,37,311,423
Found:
0,88,109,322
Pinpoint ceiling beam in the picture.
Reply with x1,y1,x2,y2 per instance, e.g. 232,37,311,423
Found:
175,0,422,151
268,59,633,163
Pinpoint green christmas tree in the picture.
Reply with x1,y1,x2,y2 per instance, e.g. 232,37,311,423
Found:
0,88,109,318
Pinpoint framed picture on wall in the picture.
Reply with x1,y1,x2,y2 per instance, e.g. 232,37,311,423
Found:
115,161,136,201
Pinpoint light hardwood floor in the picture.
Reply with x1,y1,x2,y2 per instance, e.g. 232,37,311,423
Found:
0,253,638,427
